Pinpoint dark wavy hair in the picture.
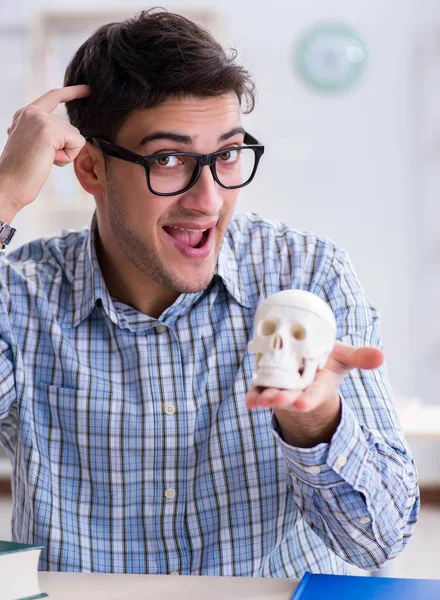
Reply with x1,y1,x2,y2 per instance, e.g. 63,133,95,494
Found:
64,8,256,141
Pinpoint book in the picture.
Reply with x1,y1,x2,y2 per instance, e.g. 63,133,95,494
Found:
0,540,47,600
292,571,440,599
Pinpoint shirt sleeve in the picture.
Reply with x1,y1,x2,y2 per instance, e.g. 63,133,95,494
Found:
0,250,17,428
272,245,420,571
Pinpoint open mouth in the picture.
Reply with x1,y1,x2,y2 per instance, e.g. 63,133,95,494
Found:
162,224,215,258
163,226,209,249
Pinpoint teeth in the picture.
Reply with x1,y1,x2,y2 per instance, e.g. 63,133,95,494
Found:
169,226,207,232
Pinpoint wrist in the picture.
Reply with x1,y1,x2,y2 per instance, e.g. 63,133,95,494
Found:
0,177,23,223
274,391,342,448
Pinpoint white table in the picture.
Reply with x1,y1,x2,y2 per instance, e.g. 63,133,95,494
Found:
38,572,298,600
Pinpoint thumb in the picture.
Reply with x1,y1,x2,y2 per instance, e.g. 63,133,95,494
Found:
332,343,384,373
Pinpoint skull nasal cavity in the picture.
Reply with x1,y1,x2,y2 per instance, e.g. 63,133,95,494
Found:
271,335,283,350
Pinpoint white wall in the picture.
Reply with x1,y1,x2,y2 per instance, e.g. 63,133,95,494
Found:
0,0,438,407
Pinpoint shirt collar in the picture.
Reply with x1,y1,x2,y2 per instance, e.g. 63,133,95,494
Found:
65,214,120,328
215,234,252,308
65,215,252,328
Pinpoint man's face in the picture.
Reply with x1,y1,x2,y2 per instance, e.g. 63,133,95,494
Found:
102,93,242,294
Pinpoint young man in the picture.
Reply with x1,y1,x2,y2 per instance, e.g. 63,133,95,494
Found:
0,10,418,576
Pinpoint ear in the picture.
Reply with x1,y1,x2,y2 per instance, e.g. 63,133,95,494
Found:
73,141,106,196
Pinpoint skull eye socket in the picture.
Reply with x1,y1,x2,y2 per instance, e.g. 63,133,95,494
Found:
292,324,306,341
260,319,277,336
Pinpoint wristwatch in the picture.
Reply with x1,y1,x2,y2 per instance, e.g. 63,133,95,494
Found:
0,221,16,246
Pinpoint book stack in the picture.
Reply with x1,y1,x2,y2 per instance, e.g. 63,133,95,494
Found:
0,540,47,599
292,571,440,599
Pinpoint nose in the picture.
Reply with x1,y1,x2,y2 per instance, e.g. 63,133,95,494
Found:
179,165,223,216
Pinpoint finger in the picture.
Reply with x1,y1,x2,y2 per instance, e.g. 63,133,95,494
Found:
53,124,87,163
54,141,85,165
246,388,260,409
269,389,301,408
255,387,278,408
7,117,20,134
29,85,91,114
246,387,301,410
331,343,384,374
246,387,278,409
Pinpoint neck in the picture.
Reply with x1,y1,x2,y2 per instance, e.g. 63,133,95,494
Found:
95,218,179,319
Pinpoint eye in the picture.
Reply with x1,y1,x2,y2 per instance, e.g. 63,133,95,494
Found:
260,320,277,336
218,149,239,163
153,155,181,168
292,324,306,341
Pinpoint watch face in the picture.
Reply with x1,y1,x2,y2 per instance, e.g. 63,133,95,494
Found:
0,222,16,246
295,23,367,92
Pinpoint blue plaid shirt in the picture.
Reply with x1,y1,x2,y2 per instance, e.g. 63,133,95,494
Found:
0,212,418,575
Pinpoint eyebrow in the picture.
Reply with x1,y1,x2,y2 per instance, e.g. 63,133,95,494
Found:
219,127,246,142
139,127,245,147
139,131,192,146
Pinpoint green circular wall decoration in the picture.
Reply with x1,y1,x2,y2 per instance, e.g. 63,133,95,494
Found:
295,23,368,92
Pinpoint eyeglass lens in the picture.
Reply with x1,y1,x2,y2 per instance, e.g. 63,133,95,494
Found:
148,147,256,194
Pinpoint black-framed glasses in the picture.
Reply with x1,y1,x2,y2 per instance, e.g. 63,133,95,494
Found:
87,132,265,197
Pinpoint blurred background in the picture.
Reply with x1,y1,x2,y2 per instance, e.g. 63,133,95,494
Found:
0,0,439,579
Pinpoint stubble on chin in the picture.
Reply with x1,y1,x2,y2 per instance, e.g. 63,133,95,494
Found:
108,199,224,294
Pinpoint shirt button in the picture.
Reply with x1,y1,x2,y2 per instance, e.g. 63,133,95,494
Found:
336,454,348,467
156,325,167,334
360,516,371,525
164,404,176,416
306,465,321,475
165,488,176,500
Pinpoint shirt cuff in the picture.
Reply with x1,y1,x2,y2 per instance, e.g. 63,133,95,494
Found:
272,397,370,488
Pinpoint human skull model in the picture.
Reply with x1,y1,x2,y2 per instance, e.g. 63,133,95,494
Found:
248,290,337,391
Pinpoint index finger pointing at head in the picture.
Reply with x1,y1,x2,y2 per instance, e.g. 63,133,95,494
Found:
29,85,92,114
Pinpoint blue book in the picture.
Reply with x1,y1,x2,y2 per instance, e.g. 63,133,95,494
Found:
0,540,48,599
292,571,440,599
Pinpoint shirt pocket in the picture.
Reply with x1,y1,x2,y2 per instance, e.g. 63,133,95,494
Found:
33,382,146,505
